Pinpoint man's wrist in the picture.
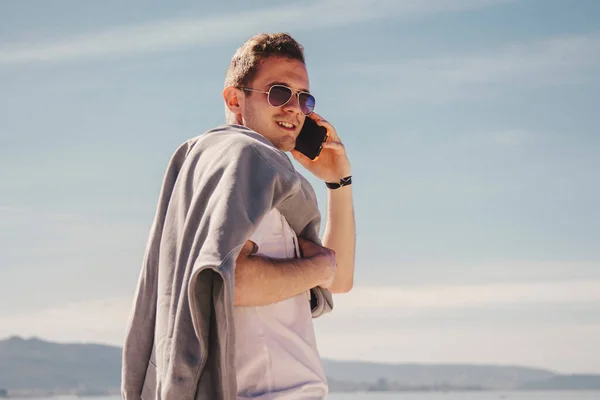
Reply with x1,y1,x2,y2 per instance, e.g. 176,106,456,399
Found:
325,175,352,190
296,257,326,288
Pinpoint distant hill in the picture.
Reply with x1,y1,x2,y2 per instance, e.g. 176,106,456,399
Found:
322,359,557,390
1,336,599,395
518,374,600,390
0,336,121,395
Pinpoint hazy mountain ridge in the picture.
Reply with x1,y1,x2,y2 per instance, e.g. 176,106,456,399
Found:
1,336,599,395
322,359,556,390
0,336,121,395
518,374,600,391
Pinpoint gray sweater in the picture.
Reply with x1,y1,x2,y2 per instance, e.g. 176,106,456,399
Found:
121,125,333,400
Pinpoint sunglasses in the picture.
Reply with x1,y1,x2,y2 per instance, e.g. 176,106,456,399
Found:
239,84,316,116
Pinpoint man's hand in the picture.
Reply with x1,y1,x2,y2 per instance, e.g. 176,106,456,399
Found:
234,238,337,307
291,112,351,183
293,113,356,295
297,237,337,289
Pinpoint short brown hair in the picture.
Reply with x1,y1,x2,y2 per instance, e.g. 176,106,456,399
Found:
224,33,306,89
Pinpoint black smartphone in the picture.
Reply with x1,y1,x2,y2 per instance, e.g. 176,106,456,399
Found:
294,117,328,160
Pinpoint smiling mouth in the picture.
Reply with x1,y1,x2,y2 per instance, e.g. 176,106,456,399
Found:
277,121,296,130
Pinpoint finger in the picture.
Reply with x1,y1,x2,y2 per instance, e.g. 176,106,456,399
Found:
321,141,346,154
308,112,323,122
291,149,314,168
297,236,309,245
291,149,307,162
296,237,317,256
310,113,340,142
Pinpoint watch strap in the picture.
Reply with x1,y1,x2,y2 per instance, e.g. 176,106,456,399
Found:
326,175,352,189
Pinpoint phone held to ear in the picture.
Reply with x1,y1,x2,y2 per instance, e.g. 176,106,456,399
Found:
294,117,328,160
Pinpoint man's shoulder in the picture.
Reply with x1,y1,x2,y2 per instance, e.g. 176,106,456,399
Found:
179,124,255,150
166,125,298,187
182,124,273,155
196,124,297,174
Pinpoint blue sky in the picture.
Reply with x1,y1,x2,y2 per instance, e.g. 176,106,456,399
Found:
1,0,599,373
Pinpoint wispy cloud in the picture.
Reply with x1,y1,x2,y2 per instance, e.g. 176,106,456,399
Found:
0,0,512,66
315,323,600,373
4,280,598,347
4,280,598,372
313,280,600,372
0,205,147,260
0,205,148,317
349,33,600,103
0,297,131,346
332,280,600,314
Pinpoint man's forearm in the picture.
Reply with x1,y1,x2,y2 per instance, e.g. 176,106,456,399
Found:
234,253,319,307
322,185,356,293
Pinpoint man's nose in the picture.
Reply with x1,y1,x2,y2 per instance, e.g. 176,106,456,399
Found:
282,93,302,114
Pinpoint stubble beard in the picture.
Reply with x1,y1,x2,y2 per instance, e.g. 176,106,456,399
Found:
243,107,296,152
241,100,300,152
276,136,296,152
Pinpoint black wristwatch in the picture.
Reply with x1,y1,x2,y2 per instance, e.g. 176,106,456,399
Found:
325,175,352,189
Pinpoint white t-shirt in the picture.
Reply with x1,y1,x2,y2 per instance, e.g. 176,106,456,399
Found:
234,208,328,400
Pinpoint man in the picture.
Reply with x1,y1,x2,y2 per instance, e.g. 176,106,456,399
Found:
122,32,355,400
223,33,355,399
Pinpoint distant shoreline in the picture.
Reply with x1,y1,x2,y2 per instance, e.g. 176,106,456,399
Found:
2,336,600,395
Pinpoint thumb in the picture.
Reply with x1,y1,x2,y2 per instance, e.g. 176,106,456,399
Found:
291,149,312,168
296,236,317,256
296,236,309,258
296,236,313,247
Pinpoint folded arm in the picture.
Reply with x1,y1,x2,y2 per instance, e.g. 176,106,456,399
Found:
234,239,335,307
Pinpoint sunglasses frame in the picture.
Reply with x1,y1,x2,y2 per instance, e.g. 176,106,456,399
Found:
239,84,315,116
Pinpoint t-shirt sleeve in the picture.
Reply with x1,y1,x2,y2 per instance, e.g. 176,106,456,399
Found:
248,212,269,253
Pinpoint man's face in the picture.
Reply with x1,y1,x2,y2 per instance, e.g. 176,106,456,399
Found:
239,56,310,152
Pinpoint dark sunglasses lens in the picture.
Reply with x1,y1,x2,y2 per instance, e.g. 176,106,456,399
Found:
268,86,293,107
299,93,316,115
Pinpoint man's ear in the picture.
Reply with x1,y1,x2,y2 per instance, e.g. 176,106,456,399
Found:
223,86,243,121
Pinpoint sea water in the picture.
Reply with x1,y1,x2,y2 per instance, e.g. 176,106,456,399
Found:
23,391,600,400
